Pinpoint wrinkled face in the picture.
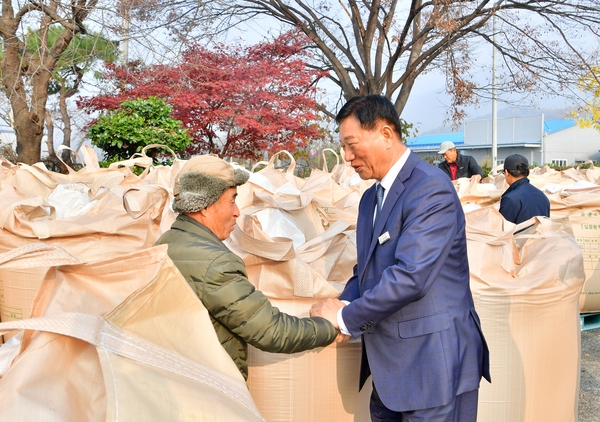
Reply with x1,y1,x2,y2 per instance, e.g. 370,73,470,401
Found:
201,187,240,240
339,115,391,181
443,148,458,164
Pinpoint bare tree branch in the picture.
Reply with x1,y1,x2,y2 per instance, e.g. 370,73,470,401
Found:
155,0,600,126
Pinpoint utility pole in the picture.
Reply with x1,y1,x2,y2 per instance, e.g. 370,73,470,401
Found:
491,8,498,175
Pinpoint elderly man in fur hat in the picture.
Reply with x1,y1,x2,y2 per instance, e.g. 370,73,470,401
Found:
154,155,338,380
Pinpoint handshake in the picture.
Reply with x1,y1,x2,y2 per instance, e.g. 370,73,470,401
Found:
309,298,351,343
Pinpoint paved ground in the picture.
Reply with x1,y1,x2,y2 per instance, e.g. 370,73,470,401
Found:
580,328,600,422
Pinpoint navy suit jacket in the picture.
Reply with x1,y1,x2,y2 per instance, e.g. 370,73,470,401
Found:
339,152,490,412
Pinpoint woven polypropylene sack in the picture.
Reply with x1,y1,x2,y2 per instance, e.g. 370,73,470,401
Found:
0,245,263,421
466,208,585,422
547,188,600,312
247,296,372,422
0,161,169,328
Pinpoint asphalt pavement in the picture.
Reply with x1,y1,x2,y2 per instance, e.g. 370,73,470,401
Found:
580,328,600,421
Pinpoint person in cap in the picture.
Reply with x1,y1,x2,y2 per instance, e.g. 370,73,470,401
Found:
437,141,484,182
154,155,338,380
499,154,550,224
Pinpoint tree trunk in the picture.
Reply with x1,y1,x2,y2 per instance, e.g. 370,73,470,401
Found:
14,112,45,164
44,109,69,173
0,0,95,165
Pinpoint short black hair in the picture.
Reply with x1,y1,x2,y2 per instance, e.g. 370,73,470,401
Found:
335,95,403,139
506,163,530,178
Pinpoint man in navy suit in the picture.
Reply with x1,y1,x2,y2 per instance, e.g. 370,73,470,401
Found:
310,95,490,421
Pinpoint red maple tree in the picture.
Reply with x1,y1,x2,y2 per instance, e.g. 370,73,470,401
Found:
79,31,329,160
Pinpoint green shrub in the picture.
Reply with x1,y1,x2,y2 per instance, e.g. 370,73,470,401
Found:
87,97,191,163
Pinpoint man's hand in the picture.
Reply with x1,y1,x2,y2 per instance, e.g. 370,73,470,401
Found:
310,298,345,329
470,174,482,183
334,332,350,343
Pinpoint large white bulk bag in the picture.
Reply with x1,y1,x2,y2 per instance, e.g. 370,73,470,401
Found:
466,208,585,422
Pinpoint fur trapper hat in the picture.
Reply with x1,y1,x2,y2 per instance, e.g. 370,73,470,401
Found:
172,155,249,213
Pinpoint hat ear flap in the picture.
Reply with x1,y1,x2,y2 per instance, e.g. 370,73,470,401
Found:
233,169,250,186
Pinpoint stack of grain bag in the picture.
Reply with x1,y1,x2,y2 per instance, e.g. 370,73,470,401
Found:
542,165,600,313
0,146,169,343
458,163,599,312
232,153,591,422
0,144,595,422
0,146,266,420
0,146,374,421
465,208,584,421
454,163,599,422
0,243,264,421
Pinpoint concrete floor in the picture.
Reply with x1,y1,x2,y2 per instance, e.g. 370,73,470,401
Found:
580,328,600,422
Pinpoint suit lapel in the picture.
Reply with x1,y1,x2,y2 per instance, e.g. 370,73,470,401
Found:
358,153,419,282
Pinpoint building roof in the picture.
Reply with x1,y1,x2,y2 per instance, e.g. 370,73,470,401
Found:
406,132,463,148
544,119,576,134
407,118,576,149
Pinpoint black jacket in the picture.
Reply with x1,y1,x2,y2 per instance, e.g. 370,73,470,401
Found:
438,152,484,180
499,178,550,224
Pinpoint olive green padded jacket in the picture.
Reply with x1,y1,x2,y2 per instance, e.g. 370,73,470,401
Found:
154,214,337,379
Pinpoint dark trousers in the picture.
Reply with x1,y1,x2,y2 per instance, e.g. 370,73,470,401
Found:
369,383,480,422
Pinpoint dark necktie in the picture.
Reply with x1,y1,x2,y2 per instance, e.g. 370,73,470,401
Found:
374,183,384,227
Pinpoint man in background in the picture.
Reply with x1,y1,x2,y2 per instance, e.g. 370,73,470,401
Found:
499,154,550,224
438,141,484,182
310,95,490,421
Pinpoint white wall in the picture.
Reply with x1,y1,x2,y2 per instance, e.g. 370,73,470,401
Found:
544,126,600,166
413,120,600,167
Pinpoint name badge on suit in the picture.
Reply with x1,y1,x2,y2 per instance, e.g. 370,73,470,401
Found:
378,231,390,245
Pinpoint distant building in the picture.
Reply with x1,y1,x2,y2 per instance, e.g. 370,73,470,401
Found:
407,114,600,168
